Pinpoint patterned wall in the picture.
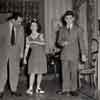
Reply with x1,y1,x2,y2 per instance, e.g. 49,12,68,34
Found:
44,0,72,53
87,0,98,65
0,0,39,17
0,0,44,32
73,0,98,62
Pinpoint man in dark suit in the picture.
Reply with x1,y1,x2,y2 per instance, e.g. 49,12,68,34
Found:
57,10,87,96
0,12,24,98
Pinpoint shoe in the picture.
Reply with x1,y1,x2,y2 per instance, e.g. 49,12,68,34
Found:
70,91,79,96
0,92,4,98
36,88,45,94
26,89,33,95
11,91,22,97
56,90,67,95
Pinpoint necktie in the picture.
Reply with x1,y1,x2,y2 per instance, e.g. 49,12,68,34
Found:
11,25,15,46
67,28,70,32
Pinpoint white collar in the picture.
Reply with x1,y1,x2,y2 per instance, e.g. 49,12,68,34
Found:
70,24,73,29
67,24,73,29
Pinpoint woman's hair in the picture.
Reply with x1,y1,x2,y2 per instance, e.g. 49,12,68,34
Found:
26,18,41,35
30,18,41,33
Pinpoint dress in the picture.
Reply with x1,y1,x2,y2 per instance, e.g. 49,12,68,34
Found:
27,34,47,74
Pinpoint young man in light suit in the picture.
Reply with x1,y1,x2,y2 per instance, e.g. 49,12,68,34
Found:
0,12,24,98
57,10,87,96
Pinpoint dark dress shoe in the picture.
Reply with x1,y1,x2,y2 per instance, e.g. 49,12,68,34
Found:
11,92,22,97
70,91,79,96
0,92,4,98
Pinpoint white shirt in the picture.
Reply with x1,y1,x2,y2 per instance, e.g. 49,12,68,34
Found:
9,22,16,45
9,22,16,38
67,23,73,30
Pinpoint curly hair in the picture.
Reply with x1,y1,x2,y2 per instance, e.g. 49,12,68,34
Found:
60,10,75,26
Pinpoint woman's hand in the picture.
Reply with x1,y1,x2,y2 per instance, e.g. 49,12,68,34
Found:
26,37,31,45
82,55,87,62
23,58,27,64
62,41,68,46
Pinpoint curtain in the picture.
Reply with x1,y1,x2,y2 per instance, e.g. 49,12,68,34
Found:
44,0,72,53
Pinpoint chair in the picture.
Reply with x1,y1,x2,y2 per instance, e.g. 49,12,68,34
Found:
78,38,98,88
78,66,95,88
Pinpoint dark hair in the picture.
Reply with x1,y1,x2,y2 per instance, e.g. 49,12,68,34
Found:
6,12,23,21
64,10,75,17
30,18,41,33
61,10,75,26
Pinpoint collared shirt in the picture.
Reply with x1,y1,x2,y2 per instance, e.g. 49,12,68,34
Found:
9,22,16,46
67,23,73,30
9,22,16,39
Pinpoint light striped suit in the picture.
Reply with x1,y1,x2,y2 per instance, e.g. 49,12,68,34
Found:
0,21,24,92
58,24,86,91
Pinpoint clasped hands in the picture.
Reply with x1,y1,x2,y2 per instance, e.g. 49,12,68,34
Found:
82,54,87,62
62,41,69,46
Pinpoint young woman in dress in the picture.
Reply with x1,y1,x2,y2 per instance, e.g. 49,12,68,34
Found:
24,19,47,95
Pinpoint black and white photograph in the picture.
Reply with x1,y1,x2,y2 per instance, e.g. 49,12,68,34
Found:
0,0,99,100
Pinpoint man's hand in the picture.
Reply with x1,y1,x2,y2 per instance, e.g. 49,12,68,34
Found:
20,52,23,58
63,41,68,46
82,55,87,62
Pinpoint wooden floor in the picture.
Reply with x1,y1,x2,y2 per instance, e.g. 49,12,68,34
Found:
0,74,97,100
